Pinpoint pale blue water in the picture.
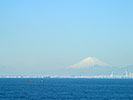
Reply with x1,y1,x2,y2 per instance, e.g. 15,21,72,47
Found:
0,78,133,100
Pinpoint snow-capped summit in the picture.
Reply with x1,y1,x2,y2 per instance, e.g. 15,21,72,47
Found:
70,57,108,68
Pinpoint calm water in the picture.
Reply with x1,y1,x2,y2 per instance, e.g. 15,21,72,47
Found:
0,78,133,100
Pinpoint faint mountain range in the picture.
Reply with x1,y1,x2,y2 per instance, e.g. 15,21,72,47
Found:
70,57,109,68
64,57,133,76
66,65,133,76
0,64,8,74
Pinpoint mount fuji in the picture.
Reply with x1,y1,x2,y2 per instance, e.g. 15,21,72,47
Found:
70,57,109,68
62,57,133,76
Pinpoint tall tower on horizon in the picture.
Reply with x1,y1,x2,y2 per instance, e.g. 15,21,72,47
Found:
125,70,128,77
110,72,114,78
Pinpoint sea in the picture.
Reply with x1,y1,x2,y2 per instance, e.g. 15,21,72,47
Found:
0,78,133,100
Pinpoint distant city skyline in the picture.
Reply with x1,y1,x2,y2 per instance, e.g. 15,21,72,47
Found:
0,70,133,79
0,0,133,75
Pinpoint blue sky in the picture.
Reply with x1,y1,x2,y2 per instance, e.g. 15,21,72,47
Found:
0,0,133,75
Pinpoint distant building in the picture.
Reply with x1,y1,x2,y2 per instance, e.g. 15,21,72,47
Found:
110,72,114,78
125,70,128,77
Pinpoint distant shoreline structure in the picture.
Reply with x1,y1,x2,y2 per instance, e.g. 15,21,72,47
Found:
0,70,133,79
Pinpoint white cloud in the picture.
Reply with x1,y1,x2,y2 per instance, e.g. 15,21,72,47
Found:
70,57,109,68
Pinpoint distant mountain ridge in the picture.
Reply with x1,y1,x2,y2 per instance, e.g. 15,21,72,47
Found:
66,65,133,76
66,57,133,76
70,57,109,68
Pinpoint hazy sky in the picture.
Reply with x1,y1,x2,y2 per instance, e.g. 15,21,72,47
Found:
0,0,133,75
